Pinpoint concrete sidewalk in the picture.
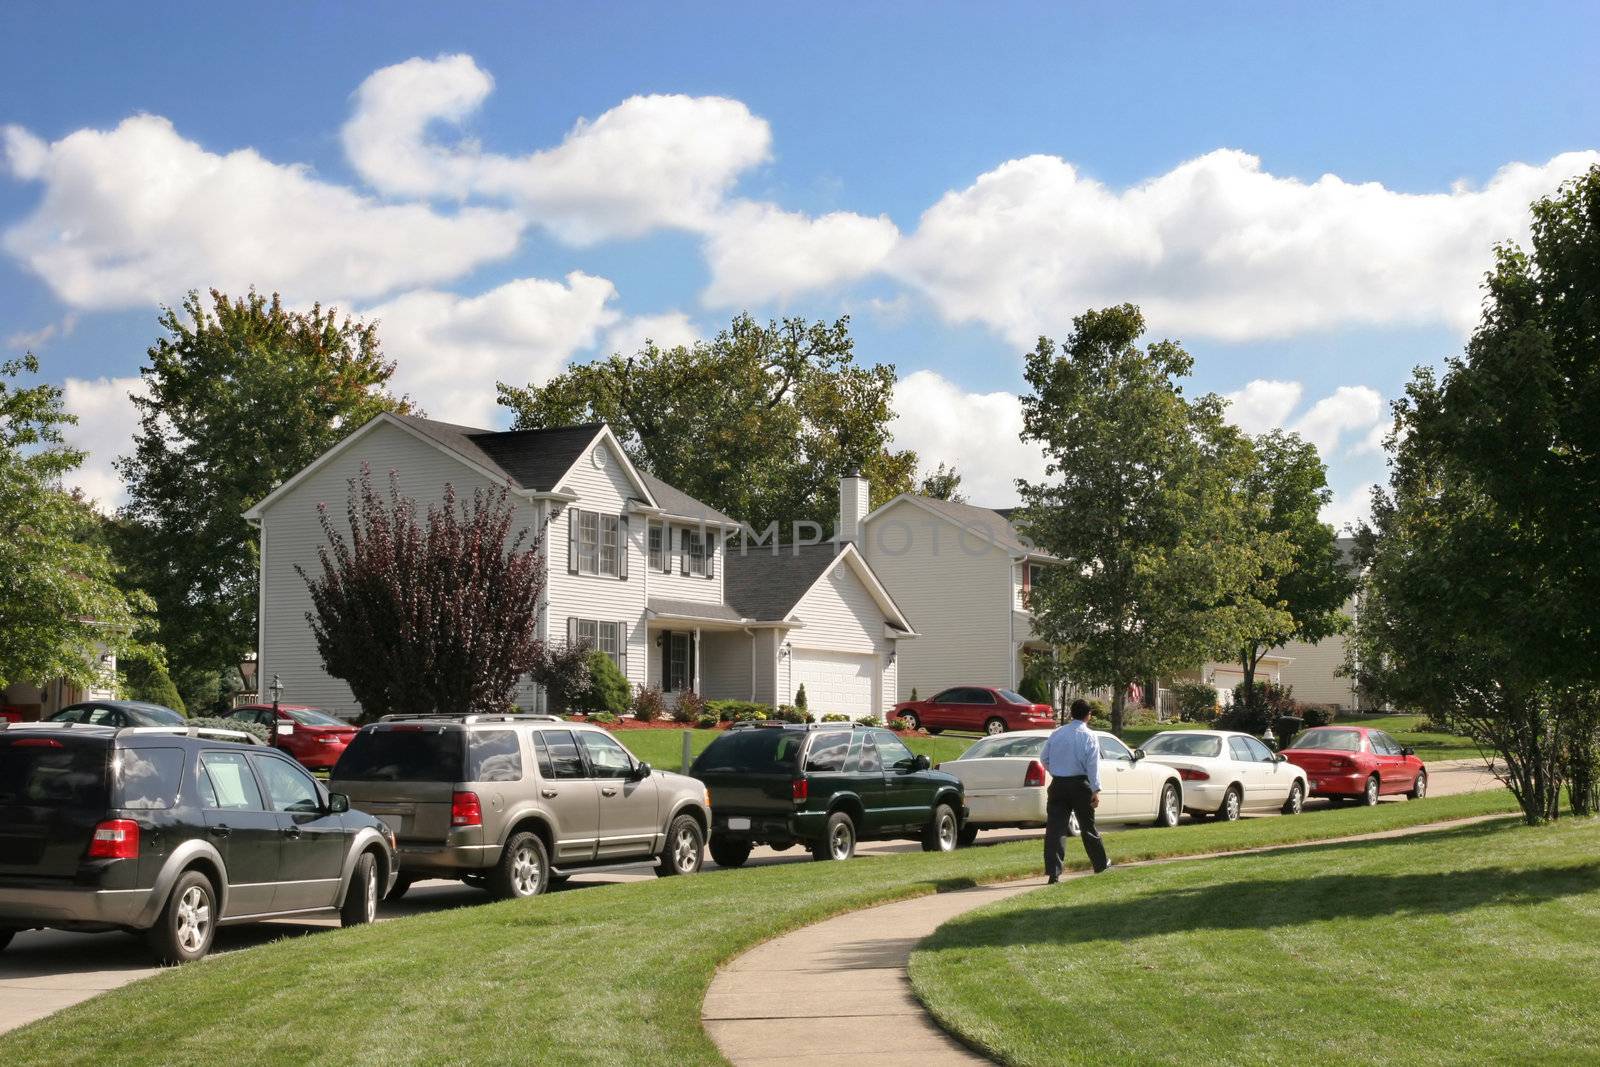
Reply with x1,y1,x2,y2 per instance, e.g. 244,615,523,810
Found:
702,812,1510,1066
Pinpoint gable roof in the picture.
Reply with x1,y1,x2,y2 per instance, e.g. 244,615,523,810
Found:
467,422,608,492
723,541,915,632
866,493,1036,556
639,472,739,526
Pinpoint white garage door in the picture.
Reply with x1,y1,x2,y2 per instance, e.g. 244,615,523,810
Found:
791,649,875,718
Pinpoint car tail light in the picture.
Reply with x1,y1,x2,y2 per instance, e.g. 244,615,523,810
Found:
10,737,63,748
88,819,140,859
1327,757,1350,771
1179,769,1210,782
1023,760,1047,788
451,791,483,827
792,779,809,801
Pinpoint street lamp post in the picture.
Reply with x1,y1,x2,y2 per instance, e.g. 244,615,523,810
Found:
269,674,284,712
238,654,258,695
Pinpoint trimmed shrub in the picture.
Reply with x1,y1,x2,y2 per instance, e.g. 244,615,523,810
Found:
772,704,808,724
674,690,707,725
189,716,271,745
794,684,808,712
1302,704,1338,728
1088,715,1112,732
1172,681,1219,724
908,688,918,702
120,647,186,714
820,713,852,723
1018,672,1052,707
857,715,886,729
708,700,774,723
574,651,631,716
589,711,622,726
695,714,718,729
1414,716,1452,733
632,686,666,723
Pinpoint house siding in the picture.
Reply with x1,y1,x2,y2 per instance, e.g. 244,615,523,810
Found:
698,630,753,700
1277,632,1359,708
752,628,779,706
862,498,1016,701
646,521,726,605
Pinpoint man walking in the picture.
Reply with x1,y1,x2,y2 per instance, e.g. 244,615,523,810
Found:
1040,698,1111,882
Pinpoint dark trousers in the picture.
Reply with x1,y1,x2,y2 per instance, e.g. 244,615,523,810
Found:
1045,776,1108,877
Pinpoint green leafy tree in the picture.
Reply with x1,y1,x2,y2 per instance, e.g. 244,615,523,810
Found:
496,314,917,531
1355,166,1600,821
1017,305,1279,735
0,355,151,690
1230,430,1356,707
917,462,966,502
116,290,407,708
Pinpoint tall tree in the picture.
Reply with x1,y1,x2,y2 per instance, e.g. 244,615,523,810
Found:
1231,430,1356,707
1355,165,1600,822
0,355,150,690
300,467,548,721
496,313,918,532
116,290,407,708
1017,305,1279,735
917,462,967,502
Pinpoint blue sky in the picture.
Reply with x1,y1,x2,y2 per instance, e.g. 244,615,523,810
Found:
3,2,1597,517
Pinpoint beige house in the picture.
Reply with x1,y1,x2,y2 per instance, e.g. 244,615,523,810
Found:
245,413,913,720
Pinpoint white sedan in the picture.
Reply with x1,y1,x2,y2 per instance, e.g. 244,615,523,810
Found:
941,729,1186,845
1139,729,1309,822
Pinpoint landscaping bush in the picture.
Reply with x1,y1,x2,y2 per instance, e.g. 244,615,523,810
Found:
709,700,773,723
1219,680,1298,736
794,684,808,713
772,704,808,724
908,688,918,702
890,716,917,732
1215,701,1269,736
857,715,886,729
533,640,596,714
1414,716,1453,733
189,716,271,745
694,714,718,729
632,686,666,723
1084,698,1109,719
1172,681,1220,723
673,690,707,725
573,651,631,716
589,711,621,726
1018,671,1052,707
820,713,852,723
1088,715,1113,731
1301,704,1337,727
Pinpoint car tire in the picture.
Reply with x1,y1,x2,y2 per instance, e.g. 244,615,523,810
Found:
491,831,549,900
657,814,705,877
899,711,921,731
1217,785,1243,822
1409,771,1428,800
812,811,856,861
146,870,216,965
385,875,416,902
921,803,959,853
340,852,379,927
957,824,979,847
1154,781,1181,827
984,717,1006,736
1282,780,1306,816
1363,774,1381,807
709,836,752,869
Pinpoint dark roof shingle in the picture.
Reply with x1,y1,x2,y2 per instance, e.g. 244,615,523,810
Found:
723,542,845,621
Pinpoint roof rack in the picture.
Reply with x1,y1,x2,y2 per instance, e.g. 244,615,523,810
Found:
116,725,264,745
377,713,565,725
727,720,874,732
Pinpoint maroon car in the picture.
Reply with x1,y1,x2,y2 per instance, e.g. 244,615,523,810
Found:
893,686,1055,735
1281,725,1427,806
227,703,358,771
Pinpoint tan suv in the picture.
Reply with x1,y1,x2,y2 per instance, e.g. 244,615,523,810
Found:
330,715,709,899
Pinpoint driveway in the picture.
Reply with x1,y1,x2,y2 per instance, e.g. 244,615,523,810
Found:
0,757,1501,1037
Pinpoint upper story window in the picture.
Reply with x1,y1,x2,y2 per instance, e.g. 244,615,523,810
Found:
567,508,628,579
683,529,710,577
648,523,667,572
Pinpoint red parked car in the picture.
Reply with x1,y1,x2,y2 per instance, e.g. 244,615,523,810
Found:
1281,725,1427,806
226,703,358,770
892,686,1055,736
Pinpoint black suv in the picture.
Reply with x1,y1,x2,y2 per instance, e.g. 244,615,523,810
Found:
691,723,966,866
0,722,396,964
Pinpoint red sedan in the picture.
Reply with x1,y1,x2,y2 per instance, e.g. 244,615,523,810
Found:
1281,725,1427,806
228,703,358,770
893,686,1055,735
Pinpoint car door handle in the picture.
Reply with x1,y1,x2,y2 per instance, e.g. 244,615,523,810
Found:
283,826,302,839
600,787,618,797
541,789,559,798
211,825,231,838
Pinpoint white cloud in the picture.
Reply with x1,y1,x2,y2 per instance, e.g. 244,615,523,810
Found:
601,311,701,358
60,374,147,510
1352,417,1392,456
1322,483,1376,533
889,370,1047,506
1223,379,1384,458
1289,385,1384,456
699,200,900,308
5,313,76,351
1221,379,1304,436
3,115,522,311
894,148,1600,344
362,272,620,427
343,54,772,244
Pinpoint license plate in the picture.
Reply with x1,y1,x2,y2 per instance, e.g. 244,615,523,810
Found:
727,817,751,830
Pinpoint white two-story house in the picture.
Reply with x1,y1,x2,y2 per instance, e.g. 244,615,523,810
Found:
245,413,914,720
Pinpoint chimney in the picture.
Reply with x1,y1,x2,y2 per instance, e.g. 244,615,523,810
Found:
838,475,869,549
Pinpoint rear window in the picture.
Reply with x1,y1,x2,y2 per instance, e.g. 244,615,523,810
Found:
692,730,805,776
963,735,1047,760
1293,728,1362,752
334,727,465,782
803,732,851,772
115,747,185,810
997,689,1031,705
283,707,347,727
0,738,109,808
1143,733,1223,759
468,730,523,782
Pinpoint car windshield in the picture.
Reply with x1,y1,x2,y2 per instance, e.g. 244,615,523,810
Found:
125,704,185,726
333,727,464,781
283,707,347,727
691,730,805,776
962,735,1048,760
1142,732,1223,758
1292,728,1362,752
996,689,1031,705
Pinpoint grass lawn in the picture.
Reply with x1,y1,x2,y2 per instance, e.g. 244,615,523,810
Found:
911,816,1600,1066
612,726,977,772
0,790,1522,1066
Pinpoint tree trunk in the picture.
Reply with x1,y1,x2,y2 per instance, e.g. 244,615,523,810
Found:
1111,684,1126,737
1240,644,1258,711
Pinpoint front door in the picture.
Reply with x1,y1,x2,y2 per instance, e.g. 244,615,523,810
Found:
922,690,960,730
1370,731,1405,792
663,632,695,692
252,753,346,911
1097,734,1140,817
843,733,888,834
531,730,601,865
580,732,660,858
874,730,935,833
1239,735,1291,807
196,751,282,917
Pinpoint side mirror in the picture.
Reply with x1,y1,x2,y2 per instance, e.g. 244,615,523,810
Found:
1132,748,1146,762
912,754,932,771
327,792,350,814
276,722,294,737
1401,746,1416,757
632,761,652,780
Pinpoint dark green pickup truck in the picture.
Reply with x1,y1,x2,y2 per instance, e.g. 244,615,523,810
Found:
690,722,966,866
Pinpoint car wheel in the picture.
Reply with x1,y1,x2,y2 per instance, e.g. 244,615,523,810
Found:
900,711,921,731
984,717,1006,736
1066,809,1081,837
708,836,752,869
1154,782,1181,827
656,814,705,877
957,824,979,847
146,870,216,965
921,804,958,853
812,811,856,861
1363,774,1381,807
1282,780,1305,816
385,875,416,902
1409,771,1428,800
1217,786,1243,822
491,831,549,900
340,852,379,927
